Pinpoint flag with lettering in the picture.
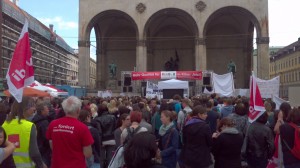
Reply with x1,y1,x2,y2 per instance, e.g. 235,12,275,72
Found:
6,20,34,102
248,75,265,123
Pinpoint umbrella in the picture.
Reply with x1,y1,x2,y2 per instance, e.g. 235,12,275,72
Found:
4,87,50,97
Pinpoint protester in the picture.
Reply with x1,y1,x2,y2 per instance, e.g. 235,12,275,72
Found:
245,112,274,168
280,108,300,167
228,103,248,136
180,105,212,168
157,110,178,168
152,103,166,138
212,118,243,168
124,132,166,168
274,102,291,134
177,99,193,132
78,109,101,168
0,126,16,167
205,100,220,133
32,102,51,167
90,103,98,119
220,98,234,118
114,113,131,147
2,96,46,168
94,104,116,168
46,96,94,168
120,111,148,145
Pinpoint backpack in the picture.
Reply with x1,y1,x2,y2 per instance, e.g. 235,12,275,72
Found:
282,123,300,160
123,126,141,146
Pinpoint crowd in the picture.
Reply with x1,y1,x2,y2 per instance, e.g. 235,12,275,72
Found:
0,93,299,168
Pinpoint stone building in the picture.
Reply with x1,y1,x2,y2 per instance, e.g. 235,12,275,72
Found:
0,0,76,86
270,38,300,98
90,58,96,89
67,54,79,86
79,0,269,91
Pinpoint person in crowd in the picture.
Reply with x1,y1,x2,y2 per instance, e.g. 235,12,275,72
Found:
246,112,274,168
177,99,193,132
149,99,158,116
211,118,243,168
0,126,16,167
114,113,131,148
265,101,275,130
2,97,46,168
121,111,148,145
220,98,234,118
139,102,152,124
94,104,116,168
140,111,153,133
180,105,212,168
152,103,166,138
46,96,93,168
157,110,178,168
280,108,300,167
124,132,166,168
172,95,182,114
31,102,51,167
108,99,118,118
228,103,248,136
90,103,98,119
205,101,220,133
0,102,8,125
274,102,291,134
118,105,130,116
78,109,101,168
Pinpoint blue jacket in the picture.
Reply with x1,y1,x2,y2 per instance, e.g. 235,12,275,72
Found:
221,105,234,118
159,125,179,168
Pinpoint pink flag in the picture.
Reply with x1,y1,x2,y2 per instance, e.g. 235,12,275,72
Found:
248,75,266,123
6,20,34,103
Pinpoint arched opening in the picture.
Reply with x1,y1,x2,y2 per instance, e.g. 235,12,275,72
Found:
86,10,138,89
204,6,261,88
144,8,199,71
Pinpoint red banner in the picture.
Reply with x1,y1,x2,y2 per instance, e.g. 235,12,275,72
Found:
131,71,202,80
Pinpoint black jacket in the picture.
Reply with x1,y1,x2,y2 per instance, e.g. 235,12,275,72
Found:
212,127,243,168
32,114,51,164
180,117,212,168
280,123,300,166
94,112,116,141
86,123,101,163
246,121,274,159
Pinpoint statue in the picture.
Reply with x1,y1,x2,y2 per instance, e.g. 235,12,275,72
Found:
227,60,236,76
109,62,117,78
164,51,180,71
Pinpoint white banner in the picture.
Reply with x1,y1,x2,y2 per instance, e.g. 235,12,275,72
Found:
272,94,286,110
98,90,112,98
212,72,235,97
256,76,280,98
146,81,160,98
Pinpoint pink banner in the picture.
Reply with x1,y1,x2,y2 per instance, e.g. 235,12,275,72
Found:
131,71,202,80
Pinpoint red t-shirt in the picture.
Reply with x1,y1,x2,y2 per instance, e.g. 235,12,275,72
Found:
46,116,94,168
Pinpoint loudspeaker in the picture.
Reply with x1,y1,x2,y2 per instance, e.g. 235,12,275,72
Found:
123,87,127,92
118,81,121,86
203,77,211,85
128,87,133,92
189,81,194,87
124,77,131,86
141,82,147,87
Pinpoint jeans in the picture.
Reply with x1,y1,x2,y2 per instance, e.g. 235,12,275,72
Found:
100,145,115,168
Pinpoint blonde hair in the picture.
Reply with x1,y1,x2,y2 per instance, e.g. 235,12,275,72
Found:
90,103,98,114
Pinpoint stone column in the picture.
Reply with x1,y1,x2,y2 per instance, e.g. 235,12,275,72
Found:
135,39,147,93
195,38,207,91
78,40,90,88
257,37,270,79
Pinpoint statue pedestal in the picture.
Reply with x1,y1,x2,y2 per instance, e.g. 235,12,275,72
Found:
106,79,118,90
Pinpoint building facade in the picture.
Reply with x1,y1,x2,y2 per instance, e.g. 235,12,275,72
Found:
67,54,79,86
79,0,269,91
1,0,76,86
270,39,300,98
90,58,96,89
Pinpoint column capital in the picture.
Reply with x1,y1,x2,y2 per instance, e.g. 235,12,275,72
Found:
78,40,90,47
195,37,206,45
256,37,270,44
137,39,146,47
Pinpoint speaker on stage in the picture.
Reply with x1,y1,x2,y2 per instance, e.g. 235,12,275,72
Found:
124,77,131,86
203,77,211,85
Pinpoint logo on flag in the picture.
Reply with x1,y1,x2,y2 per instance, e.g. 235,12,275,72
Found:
248,75,265,123
6,20,34,103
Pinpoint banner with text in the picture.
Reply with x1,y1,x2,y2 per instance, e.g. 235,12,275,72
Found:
256,76,280,98
131,71,202,80
146,81,160,98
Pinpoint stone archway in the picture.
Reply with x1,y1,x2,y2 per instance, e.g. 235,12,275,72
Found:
203,6,262,88
144,8,199,72
86,10,139,89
